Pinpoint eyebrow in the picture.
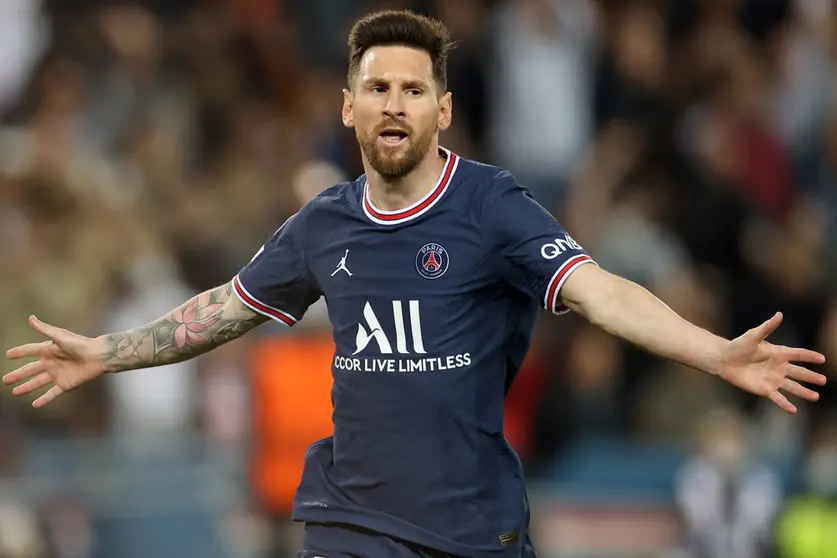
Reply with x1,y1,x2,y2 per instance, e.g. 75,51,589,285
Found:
362,77,430,90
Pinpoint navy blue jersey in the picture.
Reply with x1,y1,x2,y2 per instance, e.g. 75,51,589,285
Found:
233,148,596,557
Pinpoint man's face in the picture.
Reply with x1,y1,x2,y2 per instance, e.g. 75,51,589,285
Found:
343,46,451,179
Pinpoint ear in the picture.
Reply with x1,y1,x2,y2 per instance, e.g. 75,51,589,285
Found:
437,91,452,132
341,88,354,128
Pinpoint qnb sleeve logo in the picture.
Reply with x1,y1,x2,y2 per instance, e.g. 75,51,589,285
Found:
354,301,426,355
540,234,583,260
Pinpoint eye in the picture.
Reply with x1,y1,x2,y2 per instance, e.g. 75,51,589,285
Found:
370,85,386,93
407,89,422,96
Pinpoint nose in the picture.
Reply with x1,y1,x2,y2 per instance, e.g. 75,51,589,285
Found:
383,90,405,118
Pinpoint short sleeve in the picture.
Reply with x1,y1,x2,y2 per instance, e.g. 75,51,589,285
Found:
483,171,597,314
233,213,321,326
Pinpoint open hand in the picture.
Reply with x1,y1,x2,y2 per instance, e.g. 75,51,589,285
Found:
3,315,107,408
719,312,827,414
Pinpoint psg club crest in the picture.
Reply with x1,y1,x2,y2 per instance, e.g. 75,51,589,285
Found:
416,243,449,280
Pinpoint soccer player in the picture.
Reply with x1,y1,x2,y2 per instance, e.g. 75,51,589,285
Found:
3,9,828,558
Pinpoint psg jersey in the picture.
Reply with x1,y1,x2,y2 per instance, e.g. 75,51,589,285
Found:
233,148,596,557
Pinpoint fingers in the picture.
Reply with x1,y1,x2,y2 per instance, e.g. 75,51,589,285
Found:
2,361,46,385
6,341,56,361
754,312,783,341
3,361,64,407
768,371,825,414
28,315,66,343
779,346,827,365
787,364,828,386
769,390,797,414
6,316,71,360
33,385,64,408
782,378,820,402
12,372,53,397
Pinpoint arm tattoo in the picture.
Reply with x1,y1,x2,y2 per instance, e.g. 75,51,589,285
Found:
101,282,268,372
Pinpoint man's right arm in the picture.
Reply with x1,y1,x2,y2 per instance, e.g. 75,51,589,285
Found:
5,209,319,408
101,281,268,373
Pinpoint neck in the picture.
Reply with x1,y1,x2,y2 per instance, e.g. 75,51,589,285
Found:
365,146,447,211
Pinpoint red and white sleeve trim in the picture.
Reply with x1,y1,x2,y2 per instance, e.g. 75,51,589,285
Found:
543,255,596,315
232,274,297,326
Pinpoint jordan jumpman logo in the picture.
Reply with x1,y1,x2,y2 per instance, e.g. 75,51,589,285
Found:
331,249,353,276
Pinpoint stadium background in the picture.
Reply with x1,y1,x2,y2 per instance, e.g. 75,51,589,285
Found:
1,0,836,556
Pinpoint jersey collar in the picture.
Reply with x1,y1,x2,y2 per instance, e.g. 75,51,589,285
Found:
362,147,459,226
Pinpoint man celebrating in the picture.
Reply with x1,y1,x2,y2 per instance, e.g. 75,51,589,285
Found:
4,10,827,558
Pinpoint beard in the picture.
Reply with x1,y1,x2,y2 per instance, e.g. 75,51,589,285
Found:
357,121,437,179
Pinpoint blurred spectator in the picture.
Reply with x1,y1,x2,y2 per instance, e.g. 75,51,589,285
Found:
0,501,46,558
774,416,837,558
38,495,96,558
674,408,783,558
488,0,598,210
0,0,49,114
594,2,668,130
431,0,490,159
103,254,198,437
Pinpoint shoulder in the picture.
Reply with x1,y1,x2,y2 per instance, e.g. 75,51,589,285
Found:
452,156,526,213
300,179,362,214
270,180,360,244
288,179,362,227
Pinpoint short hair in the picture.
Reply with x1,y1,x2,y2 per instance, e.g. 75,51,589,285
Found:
347,10,455,92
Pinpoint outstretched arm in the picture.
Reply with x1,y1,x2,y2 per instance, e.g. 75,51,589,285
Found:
559,264,828,414
4,281,267,407
102,281,267,372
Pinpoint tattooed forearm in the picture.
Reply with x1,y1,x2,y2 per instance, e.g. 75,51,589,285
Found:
99,282,268,373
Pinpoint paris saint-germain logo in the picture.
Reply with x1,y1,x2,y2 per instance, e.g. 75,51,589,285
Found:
416,243,449,280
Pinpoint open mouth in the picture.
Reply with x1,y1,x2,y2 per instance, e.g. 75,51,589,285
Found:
378,128,409,145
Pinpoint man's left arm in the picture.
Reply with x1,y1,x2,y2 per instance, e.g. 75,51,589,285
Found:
483,170,827,414
561,265,726,374
560,259,827,414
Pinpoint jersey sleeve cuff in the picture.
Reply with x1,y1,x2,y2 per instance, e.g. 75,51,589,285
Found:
232,274,298,327
543,255,597,315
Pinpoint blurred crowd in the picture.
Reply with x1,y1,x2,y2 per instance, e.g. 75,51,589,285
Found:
1,0,837,557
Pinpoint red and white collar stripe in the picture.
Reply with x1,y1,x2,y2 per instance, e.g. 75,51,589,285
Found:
362,147,459,225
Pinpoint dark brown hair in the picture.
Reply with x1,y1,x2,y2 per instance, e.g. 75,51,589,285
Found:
347,10,455,92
